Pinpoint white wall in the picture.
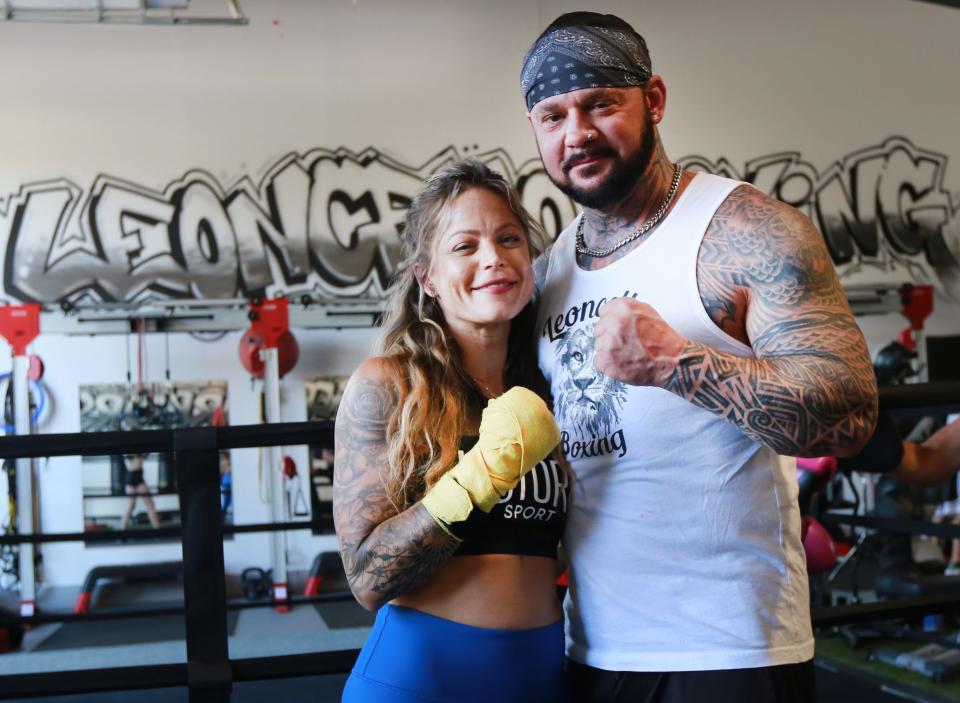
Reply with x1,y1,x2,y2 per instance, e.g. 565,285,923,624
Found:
1,0,959,585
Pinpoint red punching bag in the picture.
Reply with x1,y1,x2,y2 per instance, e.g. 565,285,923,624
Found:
239,329,300,378
802,516,838,575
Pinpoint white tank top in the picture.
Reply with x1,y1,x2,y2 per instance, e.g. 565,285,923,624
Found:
536,172,813,671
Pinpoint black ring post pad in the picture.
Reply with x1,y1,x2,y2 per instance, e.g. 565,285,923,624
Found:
175,427,232,702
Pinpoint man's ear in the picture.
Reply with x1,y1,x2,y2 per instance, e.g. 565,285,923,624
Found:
644,75,667,124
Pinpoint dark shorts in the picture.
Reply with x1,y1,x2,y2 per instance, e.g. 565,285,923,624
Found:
567,658,815,703
124,469,145,488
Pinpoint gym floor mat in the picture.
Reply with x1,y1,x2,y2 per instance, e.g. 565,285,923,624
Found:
33,611,240,651
817,634,960,702
0,674,351,702
313,600,376,630
815,663,926,703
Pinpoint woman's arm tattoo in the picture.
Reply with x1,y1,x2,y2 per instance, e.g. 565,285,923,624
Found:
333,372,458,607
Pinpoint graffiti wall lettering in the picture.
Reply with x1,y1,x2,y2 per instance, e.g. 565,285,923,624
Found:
684,137,960,299
0,147,574,305
1,137,957,304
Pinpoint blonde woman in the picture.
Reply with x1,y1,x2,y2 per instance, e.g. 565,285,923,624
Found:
334,160,569,703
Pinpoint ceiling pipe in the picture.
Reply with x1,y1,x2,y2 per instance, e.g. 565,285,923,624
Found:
0,0,248,25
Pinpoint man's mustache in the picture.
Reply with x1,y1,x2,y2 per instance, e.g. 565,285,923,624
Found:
562,148,617,174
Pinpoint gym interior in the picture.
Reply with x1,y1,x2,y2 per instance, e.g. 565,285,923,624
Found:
1,1,960,701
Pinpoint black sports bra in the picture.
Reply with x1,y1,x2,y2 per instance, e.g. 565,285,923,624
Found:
452,436,569,558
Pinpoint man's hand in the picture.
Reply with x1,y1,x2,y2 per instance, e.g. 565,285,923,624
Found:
594,297,688,387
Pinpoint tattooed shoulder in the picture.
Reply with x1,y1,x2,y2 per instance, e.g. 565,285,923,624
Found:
699,185,843,329
336,358,398,438
333,357,399,514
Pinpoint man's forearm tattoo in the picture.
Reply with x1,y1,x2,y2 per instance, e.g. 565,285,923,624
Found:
333,376,458,604
666,340,876,455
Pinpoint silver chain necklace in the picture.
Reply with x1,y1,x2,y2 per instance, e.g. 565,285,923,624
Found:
575,163,684,258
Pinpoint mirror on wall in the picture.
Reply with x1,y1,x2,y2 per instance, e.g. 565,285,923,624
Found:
79,380,229,544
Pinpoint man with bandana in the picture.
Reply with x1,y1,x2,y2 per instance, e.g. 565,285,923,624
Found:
523,12,878,702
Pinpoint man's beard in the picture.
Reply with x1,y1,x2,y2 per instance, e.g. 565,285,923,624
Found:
549,117,656,211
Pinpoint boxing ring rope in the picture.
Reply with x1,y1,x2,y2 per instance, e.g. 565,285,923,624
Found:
0,420,355,702
818,382,960,543
878,382,960,413
811,594,960,629
807,382,960,630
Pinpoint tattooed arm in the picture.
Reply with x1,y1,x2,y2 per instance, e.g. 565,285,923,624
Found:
333,357,459,611
672,185,876,456
594,186,877,456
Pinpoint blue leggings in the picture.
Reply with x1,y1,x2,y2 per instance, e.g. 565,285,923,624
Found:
341,604,567,703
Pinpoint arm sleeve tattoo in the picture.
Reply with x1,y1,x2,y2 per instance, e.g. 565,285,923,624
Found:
333,366,459,609
665,186,878,456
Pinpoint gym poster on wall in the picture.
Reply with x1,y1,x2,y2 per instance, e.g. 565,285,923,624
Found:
78,380,229,545
305,376,347,535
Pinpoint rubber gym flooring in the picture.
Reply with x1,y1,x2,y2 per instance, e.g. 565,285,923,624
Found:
0,662,938,702
0,580,371,691
816,633,960,702
6,582,960,702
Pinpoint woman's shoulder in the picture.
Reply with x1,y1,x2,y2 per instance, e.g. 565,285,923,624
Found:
337,356,398,431
349,356,398,385
337,356,402,421
349,355,408,395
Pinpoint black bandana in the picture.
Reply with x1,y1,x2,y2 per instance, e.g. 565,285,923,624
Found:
520,12,652,112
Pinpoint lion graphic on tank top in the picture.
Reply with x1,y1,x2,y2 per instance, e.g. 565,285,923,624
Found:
554,325,628,440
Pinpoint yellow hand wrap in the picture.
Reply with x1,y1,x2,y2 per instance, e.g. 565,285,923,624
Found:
421,387,560,536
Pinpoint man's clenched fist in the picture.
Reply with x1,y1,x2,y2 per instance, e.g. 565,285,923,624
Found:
593,298,688,387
